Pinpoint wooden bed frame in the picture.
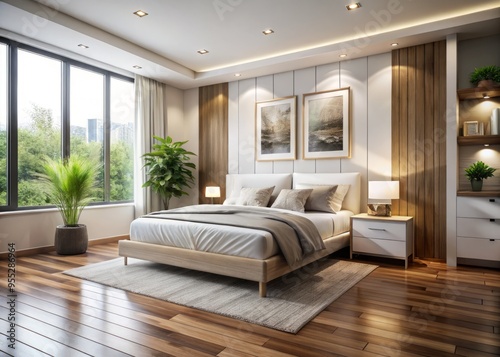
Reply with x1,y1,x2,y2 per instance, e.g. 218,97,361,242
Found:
119,172,361,297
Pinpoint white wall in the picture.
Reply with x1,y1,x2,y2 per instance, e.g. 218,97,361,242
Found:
166,86,200,208
0,204,134,254
228,53,392,209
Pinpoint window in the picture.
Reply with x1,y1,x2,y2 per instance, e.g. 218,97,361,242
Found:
70,65,105,201
0,43,6,206
1,38,135,211
17,49,62,206
110,77,134,201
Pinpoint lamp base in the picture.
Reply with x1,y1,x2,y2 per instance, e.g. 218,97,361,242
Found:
367,204,392,217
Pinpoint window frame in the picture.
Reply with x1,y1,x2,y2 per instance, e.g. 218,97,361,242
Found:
0,37,135,212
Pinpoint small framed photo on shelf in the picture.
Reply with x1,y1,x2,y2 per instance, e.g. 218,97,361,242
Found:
463,121,481,136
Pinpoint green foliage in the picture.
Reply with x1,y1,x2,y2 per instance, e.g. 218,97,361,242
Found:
0,103,135,208
469,65,500,86
465,161,496,181
37,155,100,226
142,136,196,209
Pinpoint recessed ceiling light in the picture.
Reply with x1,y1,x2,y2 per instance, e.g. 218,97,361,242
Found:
262,29,274,35
133,65,142,69
483,93,490,99
197,49,209,55
77,44,89,49
133,10,148,17
339,54,348,58
234,73,242,77
346,3,361,10
391,43,399,47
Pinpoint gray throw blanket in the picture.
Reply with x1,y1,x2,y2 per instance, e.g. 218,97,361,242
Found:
144,205,326,267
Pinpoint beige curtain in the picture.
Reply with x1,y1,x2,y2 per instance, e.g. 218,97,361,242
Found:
134,75,166,217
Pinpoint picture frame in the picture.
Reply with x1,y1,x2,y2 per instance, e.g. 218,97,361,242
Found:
303,87,351,159
255,96,297,161
463,121,482,136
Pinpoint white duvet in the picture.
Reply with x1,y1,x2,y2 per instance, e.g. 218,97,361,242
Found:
130,205,353,260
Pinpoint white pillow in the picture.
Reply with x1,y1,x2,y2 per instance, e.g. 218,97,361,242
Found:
237,186,275,207
270,189,313,212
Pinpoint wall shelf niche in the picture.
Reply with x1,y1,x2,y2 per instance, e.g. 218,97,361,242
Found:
457,135,500,146
457,86,500,100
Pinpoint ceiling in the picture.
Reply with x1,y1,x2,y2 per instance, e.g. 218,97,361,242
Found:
1,0,500,89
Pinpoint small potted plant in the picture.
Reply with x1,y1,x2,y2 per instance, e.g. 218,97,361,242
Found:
38,155,99,255
464,161,496,191
469,65,500,88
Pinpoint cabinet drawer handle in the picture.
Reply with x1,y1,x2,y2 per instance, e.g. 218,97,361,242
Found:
489,199,496,202
368,228,386,231
491,219,496,222
490,239,495,242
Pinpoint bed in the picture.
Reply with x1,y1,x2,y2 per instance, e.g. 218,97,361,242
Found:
119,172,361,297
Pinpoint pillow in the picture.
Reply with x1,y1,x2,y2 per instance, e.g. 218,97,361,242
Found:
270,189,313,212
295,183,350,213
222,197,238,205
237,186,275,207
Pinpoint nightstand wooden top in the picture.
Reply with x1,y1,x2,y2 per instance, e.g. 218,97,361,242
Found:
352,213,413,222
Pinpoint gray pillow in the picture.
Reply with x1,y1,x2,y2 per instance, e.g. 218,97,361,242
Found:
270,189,313,212
295,183,350,213
237,186,275,207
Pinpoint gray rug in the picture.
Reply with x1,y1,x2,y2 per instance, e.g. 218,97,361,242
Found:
63,257,376,333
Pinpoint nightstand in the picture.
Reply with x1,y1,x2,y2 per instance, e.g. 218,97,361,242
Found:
350,213,414,268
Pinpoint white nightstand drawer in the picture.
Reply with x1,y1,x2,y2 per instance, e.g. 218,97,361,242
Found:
457,197,500,219
457,236,500,261
352,219,406,241
457,217,500,239
353,236,406,258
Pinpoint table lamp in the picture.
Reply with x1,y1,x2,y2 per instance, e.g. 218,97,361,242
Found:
205,186,221,204
367,181,399,216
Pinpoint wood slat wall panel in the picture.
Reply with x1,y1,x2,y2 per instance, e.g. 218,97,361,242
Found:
199,83,229,203
392,41,447,259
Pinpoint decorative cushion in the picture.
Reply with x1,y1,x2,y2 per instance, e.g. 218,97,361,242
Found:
270,189,313,212
237,186,275,207
295,184,350,213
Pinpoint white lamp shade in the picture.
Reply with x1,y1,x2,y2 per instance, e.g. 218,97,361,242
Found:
205,186,221,198
368,181,399,200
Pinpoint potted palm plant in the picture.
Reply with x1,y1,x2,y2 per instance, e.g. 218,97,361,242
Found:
142,136,196,210
38,155,99,255
465,161,496,191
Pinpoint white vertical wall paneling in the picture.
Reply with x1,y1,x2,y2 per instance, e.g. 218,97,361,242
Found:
273,71,295,173
367,52,392,182
255,75,274,174
315,62,341,173
294,67,317,173
228,81,239,174
340,58,369,209
237,78,257,174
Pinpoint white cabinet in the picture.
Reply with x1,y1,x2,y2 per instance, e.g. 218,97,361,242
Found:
457,196,500,268
350,214,414,268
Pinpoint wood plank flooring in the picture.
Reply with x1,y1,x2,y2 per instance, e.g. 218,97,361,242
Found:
1,243,499,356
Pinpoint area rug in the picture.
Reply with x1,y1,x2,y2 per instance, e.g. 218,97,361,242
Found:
63,257,376,333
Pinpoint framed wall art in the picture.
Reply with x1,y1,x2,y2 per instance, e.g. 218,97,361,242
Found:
255,96,297,161
303,87,351,159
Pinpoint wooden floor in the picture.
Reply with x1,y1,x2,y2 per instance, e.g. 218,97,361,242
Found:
1,243,499,357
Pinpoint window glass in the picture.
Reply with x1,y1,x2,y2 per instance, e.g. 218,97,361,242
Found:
110,77,134,201
17,49,62,207
0,44,7,205
70,65,105,201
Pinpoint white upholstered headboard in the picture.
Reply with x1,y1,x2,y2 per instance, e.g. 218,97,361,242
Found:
226,172,361,214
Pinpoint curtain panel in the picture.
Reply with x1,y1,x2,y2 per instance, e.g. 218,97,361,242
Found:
134,75,167,217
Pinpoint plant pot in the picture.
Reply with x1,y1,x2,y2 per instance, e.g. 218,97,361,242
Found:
55,224,88,255
470,179,483,192
477,79,496,88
